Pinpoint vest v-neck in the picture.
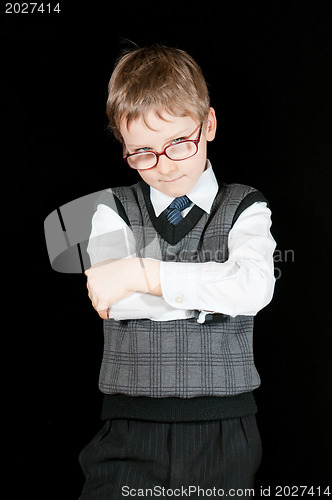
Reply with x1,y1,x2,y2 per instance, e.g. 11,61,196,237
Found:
140,181,206,245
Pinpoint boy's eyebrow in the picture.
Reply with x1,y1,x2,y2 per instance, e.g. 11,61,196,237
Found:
126,128,193,150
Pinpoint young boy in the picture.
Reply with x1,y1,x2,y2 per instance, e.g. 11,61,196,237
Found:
80,45,276,498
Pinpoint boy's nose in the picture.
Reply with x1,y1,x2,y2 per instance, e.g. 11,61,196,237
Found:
156,155,178,176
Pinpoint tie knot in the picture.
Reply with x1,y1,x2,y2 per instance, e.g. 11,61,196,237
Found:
168,196,191,211
166,196,191,225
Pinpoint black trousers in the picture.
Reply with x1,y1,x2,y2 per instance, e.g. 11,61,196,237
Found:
79,416,262,499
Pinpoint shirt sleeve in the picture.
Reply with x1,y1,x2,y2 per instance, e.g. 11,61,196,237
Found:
87,203,193,321
87,204,137,264
160,202,276,317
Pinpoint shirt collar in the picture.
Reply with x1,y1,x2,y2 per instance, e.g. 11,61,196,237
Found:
150,160,219,217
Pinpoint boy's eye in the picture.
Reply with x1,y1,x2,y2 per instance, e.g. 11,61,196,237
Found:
172,137,186,144
135,147,153,153
132,137,187,154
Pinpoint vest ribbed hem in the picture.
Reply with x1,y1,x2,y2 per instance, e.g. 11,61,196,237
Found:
101,392,257,422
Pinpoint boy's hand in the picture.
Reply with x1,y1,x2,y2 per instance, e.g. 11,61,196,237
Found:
85,257,162,319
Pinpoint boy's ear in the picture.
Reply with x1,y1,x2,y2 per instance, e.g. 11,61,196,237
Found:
206,107,217,142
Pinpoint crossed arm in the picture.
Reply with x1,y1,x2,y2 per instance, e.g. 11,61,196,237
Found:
85,201,276,321
85,257,162,319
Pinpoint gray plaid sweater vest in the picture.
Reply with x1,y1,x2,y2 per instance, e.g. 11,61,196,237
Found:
98,180,267,402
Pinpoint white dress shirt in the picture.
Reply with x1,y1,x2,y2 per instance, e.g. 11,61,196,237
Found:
87,161,276,322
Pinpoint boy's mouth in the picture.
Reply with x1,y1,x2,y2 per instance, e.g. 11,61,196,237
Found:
162,175,185,183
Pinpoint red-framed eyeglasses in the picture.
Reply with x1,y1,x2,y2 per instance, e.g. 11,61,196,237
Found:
123,122,203,171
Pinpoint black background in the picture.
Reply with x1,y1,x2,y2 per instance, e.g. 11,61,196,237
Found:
2,1,331,498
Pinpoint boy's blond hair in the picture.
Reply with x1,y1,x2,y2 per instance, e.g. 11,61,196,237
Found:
106,45,210,142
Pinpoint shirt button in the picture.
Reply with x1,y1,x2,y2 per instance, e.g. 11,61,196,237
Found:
176,296,184,304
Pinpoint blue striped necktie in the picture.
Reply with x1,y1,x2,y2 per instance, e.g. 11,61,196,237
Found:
166,196,191,225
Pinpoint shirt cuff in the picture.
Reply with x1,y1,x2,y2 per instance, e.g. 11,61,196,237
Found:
160,261,200,309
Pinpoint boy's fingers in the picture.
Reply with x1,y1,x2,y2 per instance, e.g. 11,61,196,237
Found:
97,308,109,319
93,297,109,315
86,285,92,302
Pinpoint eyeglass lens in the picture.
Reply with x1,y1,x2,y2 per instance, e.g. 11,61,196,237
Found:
127,141,197,170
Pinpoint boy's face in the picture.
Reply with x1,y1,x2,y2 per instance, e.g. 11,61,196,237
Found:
120,109,216,198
